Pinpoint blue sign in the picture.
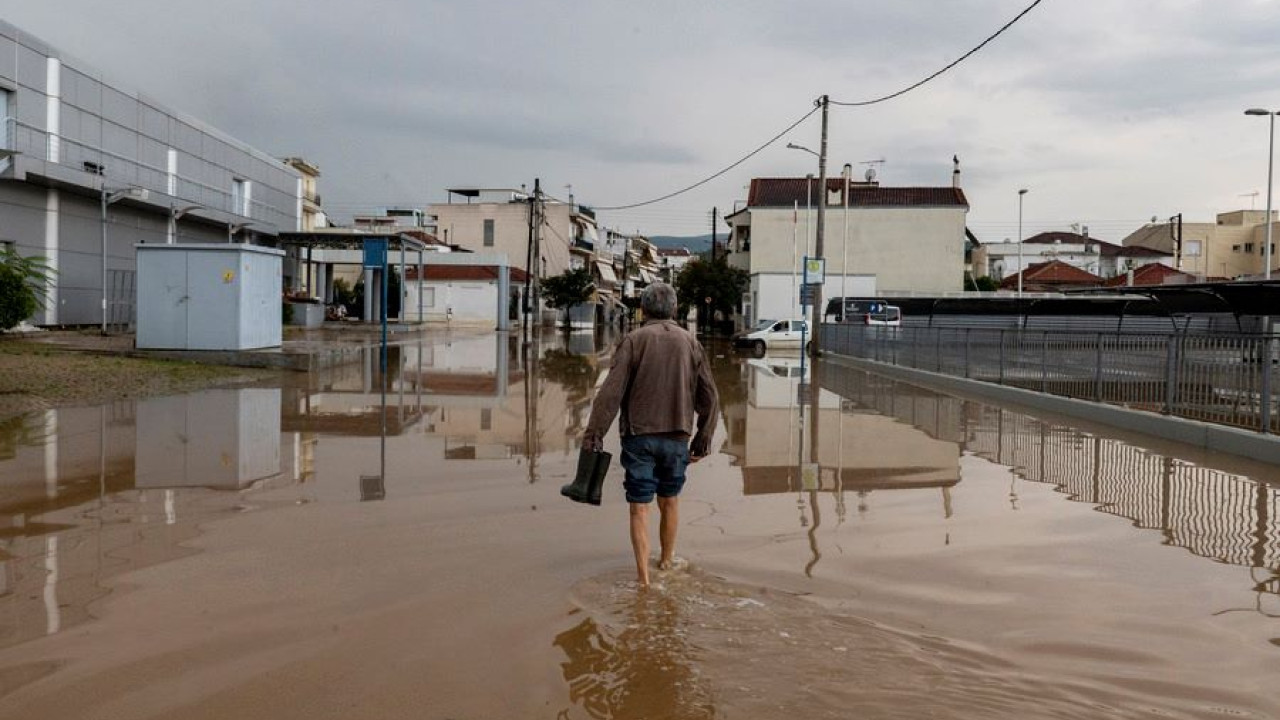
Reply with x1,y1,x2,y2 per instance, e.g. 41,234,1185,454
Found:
363,239,388,268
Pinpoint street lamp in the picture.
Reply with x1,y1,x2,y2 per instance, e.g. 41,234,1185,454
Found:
1245,108,1277,280
1017,188,1028,296
229,220,256,243
786,142,818,158
788,142,820,258
101,183,149,334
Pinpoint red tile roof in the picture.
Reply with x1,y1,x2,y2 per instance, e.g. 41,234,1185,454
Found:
1021,231,1169,258
1100,263,1194,287
404,265,530,282
746,178,968,208
399,229,449,246
999,260,1102,289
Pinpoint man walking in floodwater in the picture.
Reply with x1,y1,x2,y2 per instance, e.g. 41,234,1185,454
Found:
583,282,719,588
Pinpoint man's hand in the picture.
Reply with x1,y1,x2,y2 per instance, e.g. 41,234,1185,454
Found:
582,432,604,453
689,432,710,463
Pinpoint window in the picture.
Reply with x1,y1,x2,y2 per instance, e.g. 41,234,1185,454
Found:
1233,244,1242,253
231,179,251,216
480,408,492,431
790,321,806,332
483,218,495,247
1184,240,1202,257
0,88,10,150
1246,242,1256,253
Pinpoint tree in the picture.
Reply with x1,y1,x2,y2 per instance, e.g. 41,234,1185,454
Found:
541,267,595,329
965,274,999,291
673,257,749,329
0,248,53,331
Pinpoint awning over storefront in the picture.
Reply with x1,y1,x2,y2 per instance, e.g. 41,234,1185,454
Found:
595,260,618,285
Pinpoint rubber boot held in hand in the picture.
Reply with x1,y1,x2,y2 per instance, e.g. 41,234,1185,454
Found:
561,449,610,506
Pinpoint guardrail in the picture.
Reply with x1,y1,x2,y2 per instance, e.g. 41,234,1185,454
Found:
5,119,293,230
821,324,1280,434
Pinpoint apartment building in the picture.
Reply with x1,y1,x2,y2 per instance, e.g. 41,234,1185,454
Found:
0,21,302,326
725,171,969,328
1122,210,1279,280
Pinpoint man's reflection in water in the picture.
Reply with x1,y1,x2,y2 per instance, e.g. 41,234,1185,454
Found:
554,591,715,720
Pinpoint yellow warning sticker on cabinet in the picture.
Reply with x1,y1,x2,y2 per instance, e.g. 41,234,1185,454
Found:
222,270,235,283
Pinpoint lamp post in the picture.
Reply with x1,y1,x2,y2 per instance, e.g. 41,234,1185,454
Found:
787,141,819,307
1245,108,1277,280
100,183,149,334
1017,188,1028,296
841,163,851,298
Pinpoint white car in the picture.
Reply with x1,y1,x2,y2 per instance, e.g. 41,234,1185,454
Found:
734,318,810,355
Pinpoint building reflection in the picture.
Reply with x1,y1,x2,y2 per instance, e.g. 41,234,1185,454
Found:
820,360,1280,611
0,389,288,652
721,356,960,499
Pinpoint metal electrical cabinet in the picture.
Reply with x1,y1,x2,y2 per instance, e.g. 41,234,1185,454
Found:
136,244,284,350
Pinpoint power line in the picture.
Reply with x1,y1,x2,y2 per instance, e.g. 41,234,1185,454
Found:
830,0,1047,107
593,105,821,211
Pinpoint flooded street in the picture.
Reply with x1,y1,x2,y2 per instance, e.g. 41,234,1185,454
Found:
1,330,1278,719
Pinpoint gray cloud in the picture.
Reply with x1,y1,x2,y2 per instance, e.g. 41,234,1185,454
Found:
5,0,1280,236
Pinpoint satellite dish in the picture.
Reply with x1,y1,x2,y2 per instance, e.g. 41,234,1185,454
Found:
865,168,876,182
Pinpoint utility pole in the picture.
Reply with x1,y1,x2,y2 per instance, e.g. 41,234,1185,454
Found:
808,95,829,474
809,95,828,359
1169,213,1183,271
523,182,535,345
711,207,718,261
532,178,543,333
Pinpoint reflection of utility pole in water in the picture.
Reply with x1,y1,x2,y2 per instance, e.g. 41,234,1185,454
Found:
360,344,389,501
524,336,541,484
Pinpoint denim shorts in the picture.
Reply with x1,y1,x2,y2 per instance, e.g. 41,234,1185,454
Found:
620,435,690,503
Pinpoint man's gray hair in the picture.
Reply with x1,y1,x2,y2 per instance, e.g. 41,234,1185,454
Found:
640,282,678,320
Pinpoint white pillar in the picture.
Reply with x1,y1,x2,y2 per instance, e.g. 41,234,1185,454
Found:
43,190,59,324
45,58,61,163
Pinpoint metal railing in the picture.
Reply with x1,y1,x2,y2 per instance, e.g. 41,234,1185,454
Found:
7,119,294,230
821,324,1280,434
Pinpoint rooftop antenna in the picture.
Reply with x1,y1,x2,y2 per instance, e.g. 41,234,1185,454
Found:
859,158,885,182
1240,190,1260,210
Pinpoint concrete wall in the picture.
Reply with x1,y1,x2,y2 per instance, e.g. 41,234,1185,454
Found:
0,20,301,325
741,206,966,294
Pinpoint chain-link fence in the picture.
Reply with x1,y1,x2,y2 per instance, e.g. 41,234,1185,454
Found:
821,324,1280,433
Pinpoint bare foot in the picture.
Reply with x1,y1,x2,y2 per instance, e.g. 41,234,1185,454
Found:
657,556,687,572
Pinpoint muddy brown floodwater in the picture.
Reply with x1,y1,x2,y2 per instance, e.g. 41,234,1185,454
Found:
0,330,1278,719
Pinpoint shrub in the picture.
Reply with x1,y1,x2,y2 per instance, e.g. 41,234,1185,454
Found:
0,248,52,331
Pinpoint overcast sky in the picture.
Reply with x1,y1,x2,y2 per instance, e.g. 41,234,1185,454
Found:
5,0,1280,241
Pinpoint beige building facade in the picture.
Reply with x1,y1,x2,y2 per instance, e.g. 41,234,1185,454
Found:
726,176,969,328
1122,210,1279,280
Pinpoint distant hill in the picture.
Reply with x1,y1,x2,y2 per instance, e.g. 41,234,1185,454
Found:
650,234,714,254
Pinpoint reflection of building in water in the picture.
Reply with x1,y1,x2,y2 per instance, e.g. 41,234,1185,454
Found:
136,389,281,489
284,344,427,437
0,389,292,652
414,333,605,465
821,362,1280,576
723,357,959,495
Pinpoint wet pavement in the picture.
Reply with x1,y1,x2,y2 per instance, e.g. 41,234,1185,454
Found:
1,329,1278,718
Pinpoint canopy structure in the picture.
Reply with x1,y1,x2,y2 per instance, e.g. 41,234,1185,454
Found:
275,230,436,324
838,280,1280,334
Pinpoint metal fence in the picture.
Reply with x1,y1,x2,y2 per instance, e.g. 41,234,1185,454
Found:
821,324,1280,434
